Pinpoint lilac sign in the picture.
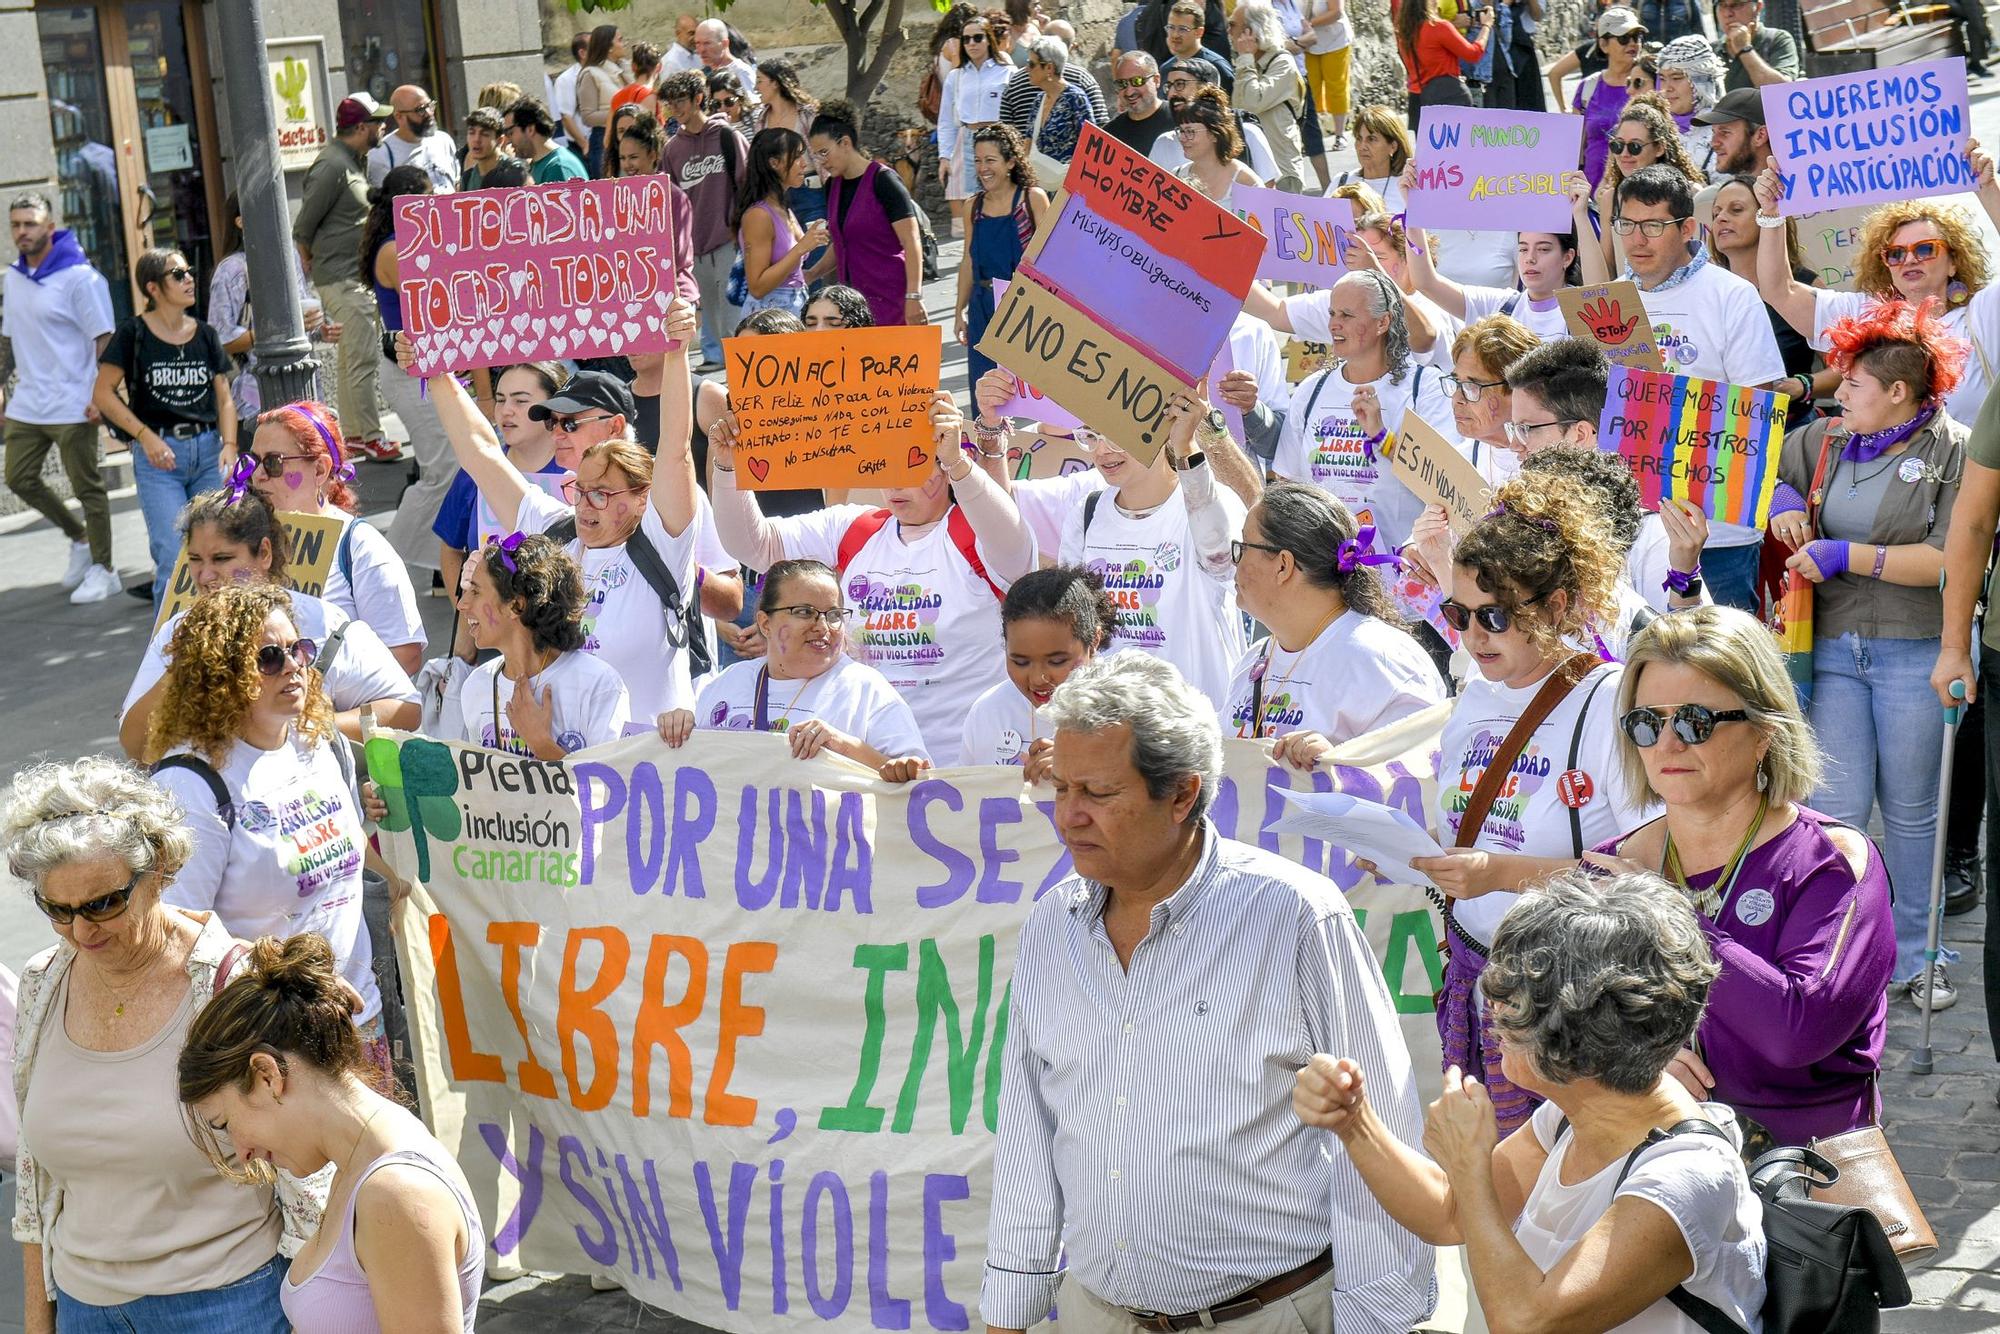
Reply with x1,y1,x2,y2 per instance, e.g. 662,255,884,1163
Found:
1763,58,1974,216
1404,107,1582,233
1233,185,1353,288
1022,192,1236,383
394,176,680,375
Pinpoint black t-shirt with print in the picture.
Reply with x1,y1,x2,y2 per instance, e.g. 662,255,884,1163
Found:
100,316,229,435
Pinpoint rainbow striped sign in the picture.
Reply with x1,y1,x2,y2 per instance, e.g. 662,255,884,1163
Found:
1598,366,1790,528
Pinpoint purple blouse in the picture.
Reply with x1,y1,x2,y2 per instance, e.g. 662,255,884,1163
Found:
1598,807,1895,1145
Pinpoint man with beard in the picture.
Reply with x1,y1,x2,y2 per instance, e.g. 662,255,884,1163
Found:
1693,88,1773,177
1106,51,1176,151
369,84,460,191
1148,56,1280,182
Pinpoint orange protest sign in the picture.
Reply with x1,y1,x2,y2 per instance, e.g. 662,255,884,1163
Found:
1062,124,1265,296
722,326,942,490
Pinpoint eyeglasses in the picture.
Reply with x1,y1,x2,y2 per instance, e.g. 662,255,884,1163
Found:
256,638,318,676
1607,31,1645,42
1502,418,1578,445
1441,373,1508,402
1114,74,1153,88
1439,596,1540,634
245,450,316,477
1606,136,1654,155
1230,539,1284,564
35,873,140,926
1166,22,1200,33
1880,240,1946,266
707,96,741,111
400,100,434,115
561,477,641,509
1609,216,1689,237
771,604,851,626
549,412,616,433
1621,703,1752,747
1176,123,1208,136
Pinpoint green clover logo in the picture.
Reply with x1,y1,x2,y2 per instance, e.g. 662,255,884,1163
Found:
365,736,460,881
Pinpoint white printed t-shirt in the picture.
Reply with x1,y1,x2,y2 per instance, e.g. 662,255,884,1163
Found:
772,504,1014,757
1635,261,1786,548
322,515,427,651
1273,363,1459,551
459,650,631,755
1461,285,1570,340
1059,483,1246,705
1221,610,1443,742
960,678,1042,767
1281,288,1464,372
518,486,705,725
1013,470,1105,559
123,591,416,720
695,655,929,760
1434,660,1653,945
155,735,378,1023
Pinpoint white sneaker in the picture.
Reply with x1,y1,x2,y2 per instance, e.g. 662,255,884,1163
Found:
60,541,91,590
1905,962,1957,1011
68,564,121,604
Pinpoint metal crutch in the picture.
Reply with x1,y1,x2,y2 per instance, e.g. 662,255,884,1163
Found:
1913,677,1968,1077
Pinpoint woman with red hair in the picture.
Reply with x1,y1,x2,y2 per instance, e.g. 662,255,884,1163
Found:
1766,299,1968,1009
224,400,426,672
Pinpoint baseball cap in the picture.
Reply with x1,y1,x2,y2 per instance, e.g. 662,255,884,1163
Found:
1160,55,1220,85
528,370,638,423
335,93,393,130
1693,87,1765,127
1596,7,1646,36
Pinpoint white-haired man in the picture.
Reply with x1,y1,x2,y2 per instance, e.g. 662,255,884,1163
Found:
695,18,755,96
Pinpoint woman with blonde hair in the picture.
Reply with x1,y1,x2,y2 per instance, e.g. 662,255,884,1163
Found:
5,757,323,1333
1326,104,1411,211
1228,0,1307,191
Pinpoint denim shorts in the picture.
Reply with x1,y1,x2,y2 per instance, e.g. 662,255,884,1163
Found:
54,1253,288,1333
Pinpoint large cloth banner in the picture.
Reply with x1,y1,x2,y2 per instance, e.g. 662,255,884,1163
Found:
372,712,1452,1334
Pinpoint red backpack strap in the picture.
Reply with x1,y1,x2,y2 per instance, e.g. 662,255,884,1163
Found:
835,509,894,574
947,506,1006,600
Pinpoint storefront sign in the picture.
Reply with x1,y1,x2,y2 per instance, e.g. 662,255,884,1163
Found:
268,38,331,172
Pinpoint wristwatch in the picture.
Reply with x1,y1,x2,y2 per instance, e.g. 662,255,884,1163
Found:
1174,448,1207,472
904,291,924,301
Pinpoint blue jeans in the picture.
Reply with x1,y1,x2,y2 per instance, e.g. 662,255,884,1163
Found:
132,427,224,613
55,1253,288,1333
1701,540,1763,613
1810,633,1957,981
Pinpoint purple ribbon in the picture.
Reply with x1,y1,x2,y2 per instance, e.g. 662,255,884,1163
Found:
1360,428,1388,465
275,402,355,481
1336,523,1400,574
223,454,257,505
1840,403,1936,463
489,530,526,575
1485,502,1558,533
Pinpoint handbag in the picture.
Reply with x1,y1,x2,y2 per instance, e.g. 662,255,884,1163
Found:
1806,1123,1938,1267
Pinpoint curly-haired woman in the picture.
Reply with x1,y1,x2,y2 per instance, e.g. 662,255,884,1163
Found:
1410,469,1656,1132
456,531,631,757
142,581,382,1064
5,757,324,1334
954,123,1049,395
1591,95,1707,273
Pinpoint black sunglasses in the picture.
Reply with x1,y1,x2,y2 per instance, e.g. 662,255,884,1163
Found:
1439,597,1538,634
36,873,140,925
963,30,989,40
165,266,193,281
1622,703,1752,747
256,638,318,676
246,450,316,478
549,413,615,434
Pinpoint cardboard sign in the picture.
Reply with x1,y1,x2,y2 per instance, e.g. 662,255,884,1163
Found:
1406,107,1584,233
155,510,348,627
1763,58,1975,216
723,326,942,490
1061,123,1266,296
977,278,1182,465
1391,413,1493,536
990,282,1085,429
1598,366,1788,528
1795,203,1874,292
1234,185,1353,288
1283,337,1336,384
395,177,679,376
1557,281,1667,372
1022,191,1239,382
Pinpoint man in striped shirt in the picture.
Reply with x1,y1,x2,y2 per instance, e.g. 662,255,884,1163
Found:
981,651,1435,1334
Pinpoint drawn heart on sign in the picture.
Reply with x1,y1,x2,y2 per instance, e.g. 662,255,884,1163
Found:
548,335,568,357
550,314,568,331
444,243,458,256
589,327,608,347
510,313,531,335
414,255,432,273
621,321,641,343
745,456,771,483
906,445,927,468
624,302,643,318
652,291,671,313
508,271,530,298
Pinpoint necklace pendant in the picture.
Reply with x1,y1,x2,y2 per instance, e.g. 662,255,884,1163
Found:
115,1002,124,1017
1845,484,1858,500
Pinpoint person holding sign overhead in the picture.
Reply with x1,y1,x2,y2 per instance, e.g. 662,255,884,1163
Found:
1225,482,1443,767
1766,301,1968,1012
656,558,929,773
1405,216,1587,341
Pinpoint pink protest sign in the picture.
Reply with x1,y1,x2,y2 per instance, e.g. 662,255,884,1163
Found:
393,177,678,375
1405,107,1582,233
1763,58,1974,216
1233,185,1352,288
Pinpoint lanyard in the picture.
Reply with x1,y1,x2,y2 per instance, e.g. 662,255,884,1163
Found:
1661,797,1768,919
753,666,812,732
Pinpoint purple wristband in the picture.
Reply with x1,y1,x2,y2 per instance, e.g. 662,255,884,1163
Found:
1803,539,1850,578
1767,480,1808,518
1663,564,1702,595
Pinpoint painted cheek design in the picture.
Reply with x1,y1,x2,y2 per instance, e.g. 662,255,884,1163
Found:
284,471,305,488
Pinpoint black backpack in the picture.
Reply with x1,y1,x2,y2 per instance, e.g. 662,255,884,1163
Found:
1562,1118,1911,1334
545,514,712,678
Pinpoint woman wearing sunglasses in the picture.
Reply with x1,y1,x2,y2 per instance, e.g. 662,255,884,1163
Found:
656,558,927,774
143,581,385,1074
1754,151,2000,425
1410,470,1652,1132
1766,300,1969,1012
228,400,426,674
3,755,323,1334
938,15,1012,206
1225,483,1442,768
1590,607,1895,1147
1570,8,1645,189
93,247,237,611
119,489,419,760
1590,96,1707,273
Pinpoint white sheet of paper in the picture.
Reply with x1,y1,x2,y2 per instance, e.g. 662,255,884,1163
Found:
1271,788,1446,885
